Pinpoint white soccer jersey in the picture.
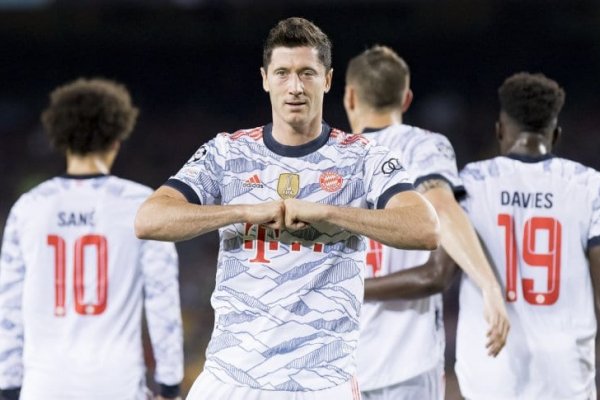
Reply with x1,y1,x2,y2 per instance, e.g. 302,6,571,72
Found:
456,154,600,400
166,123,413,392
357,124,463,391
0,175,183,400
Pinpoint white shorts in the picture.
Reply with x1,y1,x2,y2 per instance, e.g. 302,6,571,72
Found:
464,385,597,400
361,363,444,400
21,385,151,400
186,370,362,400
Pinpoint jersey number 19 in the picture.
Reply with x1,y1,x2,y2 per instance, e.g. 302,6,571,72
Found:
497,214,562,305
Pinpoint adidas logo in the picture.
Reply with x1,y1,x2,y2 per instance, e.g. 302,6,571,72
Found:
243,174,264,188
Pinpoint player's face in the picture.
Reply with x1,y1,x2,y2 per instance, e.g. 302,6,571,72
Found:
261,46,332,132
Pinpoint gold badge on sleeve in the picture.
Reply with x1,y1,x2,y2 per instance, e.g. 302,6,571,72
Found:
277,173,300,199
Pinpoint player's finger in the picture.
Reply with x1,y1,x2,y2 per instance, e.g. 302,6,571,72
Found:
486,337,499,356
288,221,307,231
488,327,506,357
485,327,501,356
265,219,282,230
284,209,296,228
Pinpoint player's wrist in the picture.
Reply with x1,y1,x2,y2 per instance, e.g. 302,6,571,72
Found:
481,283,502,297
235,204,252,223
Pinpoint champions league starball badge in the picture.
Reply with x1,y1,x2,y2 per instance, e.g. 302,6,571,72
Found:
186,145,208,164
277,173,300,199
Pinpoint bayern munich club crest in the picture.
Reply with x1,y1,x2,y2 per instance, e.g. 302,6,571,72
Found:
319,171,343,192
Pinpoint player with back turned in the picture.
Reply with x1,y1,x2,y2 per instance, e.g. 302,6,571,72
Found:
0,78,184,400
452,72,600,399
343,45,509,400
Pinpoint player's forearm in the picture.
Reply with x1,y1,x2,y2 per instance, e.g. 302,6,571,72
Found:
365,267,445,300
324,194,439,250
436,200,501,293
364,247,458,300
135,195,245,241
587,246,600,329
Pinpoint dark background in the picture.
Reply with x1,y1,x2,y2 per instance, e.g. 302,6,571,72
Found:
1,0,599,398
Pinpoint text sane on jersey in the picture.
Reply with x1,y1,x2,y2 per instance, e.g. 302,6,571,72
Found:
57,211,95,227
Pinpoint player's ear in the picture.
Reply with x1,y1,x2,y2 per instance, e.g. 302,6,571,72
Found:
495,120,503,141
551,126,561,147
343,85,355,112
401,89,413,113
260,67,269,92
324,68,333,93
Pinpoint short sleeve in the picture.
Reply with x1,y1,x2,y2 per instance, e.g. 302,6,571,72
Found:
363,144,414,209
164,134,228,205
409,133,465,199
458,165,477,215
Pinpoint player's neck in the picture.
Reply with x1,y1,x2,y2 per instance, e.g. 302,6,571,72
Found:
506,133,552,157
271,116,323,146
66,153,112,175
353,110,402,134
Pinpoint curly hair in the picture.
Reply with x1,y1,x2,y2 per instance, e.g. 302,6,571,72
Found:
263,17,332,71
41,78,139,155
346,45,410,110
498,72,565,132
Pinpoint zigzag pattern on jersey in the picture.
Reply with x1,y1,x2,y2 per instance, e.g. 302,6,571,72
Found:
364,126,462,193
172,125,410,390
206,250,362,390
140,241,182,383
221,145,367,208
329,129,370,147
462,158,600,240
229,127,263,141
462,157,591,182
0,175,181,390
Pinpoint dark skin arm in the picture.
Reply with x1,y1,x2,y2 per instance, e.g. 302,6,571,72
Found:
589,244,600,380
588,245,600,347
364,246,459,301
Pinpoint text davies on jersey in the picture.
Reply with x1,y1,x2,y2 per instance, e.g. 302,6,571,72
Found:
500,191,553,209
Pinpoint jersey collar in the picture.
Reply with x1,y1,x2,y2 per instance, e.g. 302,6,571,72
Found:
59,173,109,179
263,122,331,157
504,153,554,163
361,126,390,134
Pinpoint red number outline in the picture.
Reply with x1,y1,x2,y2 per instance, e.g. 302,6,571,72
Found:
497,214,562,305
47,234,108,316
366,239,383,277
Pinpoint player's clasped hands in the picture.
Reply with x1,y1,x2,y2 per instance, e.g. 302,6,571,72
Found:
244,199,324,231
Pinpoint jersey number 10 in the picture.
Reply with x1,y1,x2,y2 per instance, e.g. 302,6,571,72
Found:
497,214,562,305
47,234,108,317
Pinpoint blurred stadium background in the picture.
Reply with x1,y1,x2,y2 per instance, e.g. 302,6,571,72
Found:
1,0,599,398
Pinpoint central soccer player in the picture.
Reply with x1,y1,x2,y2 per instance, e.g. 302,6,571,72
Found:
136,17,440,400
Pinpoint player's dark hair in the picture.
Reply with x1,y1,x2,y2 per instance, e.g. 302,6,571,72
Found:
498,72,565,132
41,78,139,155
263,17,332,71
345,45,410,110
